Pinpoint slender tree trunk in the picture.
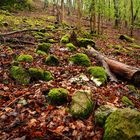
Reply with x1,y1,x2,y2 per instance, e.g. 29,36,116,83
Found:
108,0,111,21
97,0,101,34
77,0,82,29
61,0,64,23
67,0,72,15
113,0,119,27
130,0,134,36
90,0,96,33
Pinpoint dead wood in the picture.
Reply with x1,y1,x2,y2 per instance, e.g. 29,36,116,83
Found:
86,46,140,85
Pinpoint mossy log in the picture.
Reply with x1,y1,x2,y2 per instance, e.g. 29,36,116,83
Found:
87,47,140,86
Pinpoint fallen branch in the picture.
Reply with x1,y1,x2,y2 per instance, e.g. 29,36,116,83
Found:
86,46,140,85
0,29,39,36
0,27,76,36
47,129,72,140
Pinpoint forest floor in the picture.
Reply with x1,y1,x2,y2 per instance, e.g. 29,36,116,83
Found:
0,2,140,140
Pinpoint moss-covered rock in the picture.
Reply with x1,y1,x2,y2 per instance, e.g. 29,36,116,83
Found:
45,55,59,66
46,25,55,29
36,43,51,53
95,105,117,126
17,54,33,62
66,43,77,51
87,66,107,84
48,88,68,105
69,90,93,119
119,35,134,43
128,44,140,49
69,53,91,67
121,96,135,107
48,39,57,43
77,38,95,48
36,50,47,56
103,108,140,140
60,34,70,44
29,68,53,81
10,66,30,85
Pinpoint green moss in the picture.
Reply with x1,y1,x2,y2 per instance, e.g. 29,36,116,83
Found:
119,35,134,43
104,108,140,140
95,105,117,127
36,50,47,56
69,91,93,119
45,55,59,66
44,71,54,81
69,53,91,67
10,66,30,85
66,43,77,51
129,44,140,49
48,88,68,105
87,66,107,84
127,85,139,95
17,54,33,62
29,68,53,81
77,38,95,48
48,39,57,43
60,34,70,44
46,25,55,29
121,96,135,107
36,43,51,53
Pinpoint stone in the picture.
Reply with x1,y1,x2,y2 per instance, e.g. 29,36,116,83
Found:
48,88,69,105
60,34,70,44
29,68,53,81
119,35,134,43
95,105,117,126
10,66,30,85
36,43,51,53
87,66,107,85
69,53,91,67
45,55,59,66
69,90,93,119
77,38,95,48
17,54,33,62
66,43,77,51
121,96,135,107
103,108,140,140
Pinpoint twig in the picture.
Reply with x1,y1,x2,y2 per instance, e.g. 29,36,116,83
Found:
47,128,72,140
1,92,33,111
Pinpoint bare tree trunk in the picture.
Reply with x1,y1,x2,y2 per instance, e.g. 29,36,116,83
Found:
113,0,119,27
77,0,82,29
97,0,101,34
130,0,134,36
90,0,96,33
61,0,64,23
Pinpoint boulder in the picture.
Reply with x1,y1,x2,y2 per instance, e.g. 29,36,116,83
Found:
29,68,53,81
103,108,140,140
48,88,69,105
36,50,47,56
10,66,30,85
119,35,134,43
17,54,33,62
69,90,93,119
69,53,91,67
77,38,95,48
66,43,77,51
121,96,135,107
36,43,51,53
95,105,117,126
87,66,107,85
45,55,59,66
60,34,70,44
